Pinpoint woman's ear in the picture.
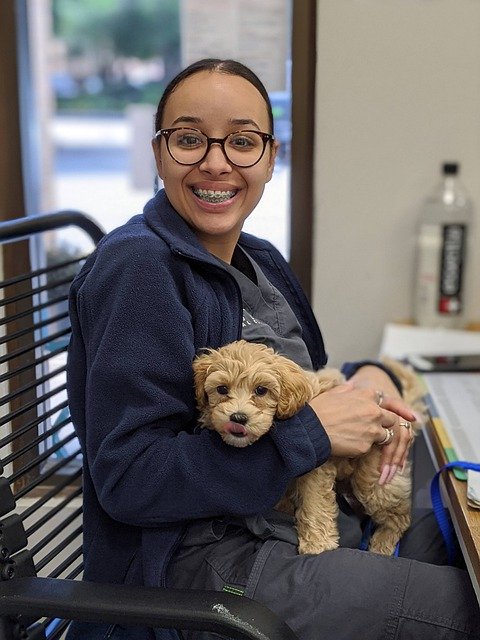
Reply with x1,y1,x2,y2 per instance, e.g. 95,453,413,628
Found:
275,358,312,419
265,139,280,183
192,353,214,411
151,138,165,180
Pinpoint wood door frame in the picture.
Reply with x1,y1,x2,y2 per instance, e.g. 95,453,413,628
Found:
290,0,316,298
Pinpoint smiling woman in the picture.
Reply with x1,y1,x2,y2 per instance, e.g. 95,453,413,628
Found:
65,57,480,640
151,60,279,262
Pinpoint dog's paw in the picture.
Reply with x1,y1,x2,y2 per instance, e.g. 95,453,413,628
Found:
368,534,401,556
298,538,339,555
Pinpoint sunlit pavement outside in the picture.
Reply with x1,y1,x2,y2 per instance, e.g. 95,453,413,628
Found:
52,115,290,258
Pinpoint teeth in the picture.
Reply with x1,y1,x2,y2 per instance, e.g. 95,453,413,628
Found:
193,188,236,203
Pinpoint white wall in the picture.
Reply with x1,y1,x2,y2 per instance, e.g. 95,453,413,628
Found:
312,0,480,366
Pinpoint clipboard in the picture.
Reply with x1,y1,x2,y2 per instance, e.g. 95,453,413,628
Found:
379,324,480,483
423,391,468,481
419,371,480,481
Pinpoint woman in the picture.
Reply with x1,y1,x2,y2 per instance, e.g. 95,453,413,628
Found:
66,59,480,640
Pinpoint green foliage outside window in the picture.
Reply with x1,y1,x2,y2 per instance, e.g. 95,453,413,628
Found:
51,0,180,111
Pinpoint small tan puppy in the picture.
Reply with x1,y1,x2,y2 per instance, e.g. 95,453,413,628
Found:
193,340,424,555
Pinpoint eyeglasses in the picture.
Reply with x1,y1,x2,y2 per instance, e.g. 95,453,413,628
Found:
154,127,274,168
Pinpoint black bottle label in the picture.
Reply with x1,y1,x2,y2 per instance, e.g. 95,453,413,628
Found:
438,224,467,315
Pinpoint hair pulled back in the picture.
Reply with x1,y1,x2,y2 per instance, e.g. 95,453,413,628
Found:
154,59,274,135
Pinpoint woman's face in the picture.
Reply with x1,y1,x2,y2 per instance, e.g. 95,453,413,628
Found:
152,70,278,261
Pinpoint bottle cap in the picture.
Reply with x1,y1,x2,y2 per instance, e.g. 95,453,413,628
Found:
442,162,459,175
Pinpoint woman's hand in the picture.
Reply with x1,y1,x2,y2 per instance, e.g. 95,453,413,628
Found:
350,365,417,483
309,366,417,485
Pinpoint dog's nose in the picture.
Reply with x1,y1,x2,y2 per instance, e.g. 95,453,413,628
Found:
230,412,248,425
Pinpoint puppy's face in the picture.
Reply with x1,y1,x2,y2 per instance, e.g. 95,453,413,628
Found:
193,341,312,448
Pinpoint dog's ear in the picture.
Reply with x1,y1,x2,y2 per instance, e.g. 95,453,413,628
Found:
275,358,312,419
192,352,214,411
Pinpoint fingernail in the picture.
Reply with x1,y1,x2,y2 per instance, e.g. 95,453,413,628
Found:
401,460,407,474
387,464,398,483
379,465,390,485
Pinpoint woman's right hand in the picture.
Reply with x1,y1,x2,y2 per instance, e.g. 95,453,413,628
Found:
308,381,415,459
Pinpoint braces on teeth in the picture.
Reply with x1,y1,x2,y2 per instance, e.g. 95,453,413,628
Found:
194,189,235,203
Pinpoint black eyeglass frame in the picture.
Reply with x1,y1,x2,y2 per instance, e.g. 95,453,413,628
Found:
154,127,275,168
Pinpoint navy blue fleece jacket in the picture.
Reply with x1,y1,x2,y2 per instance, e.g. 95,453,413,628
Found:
66,190,331,632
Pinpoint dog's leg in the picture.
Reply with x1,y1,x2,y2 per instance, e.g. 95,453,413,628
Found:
351,456,412,556
294,461,339,554
367,503,411,556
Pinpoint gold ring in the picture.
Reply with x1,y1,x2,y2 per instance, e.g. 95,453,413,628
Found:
376,427,394,446
376,390,384,407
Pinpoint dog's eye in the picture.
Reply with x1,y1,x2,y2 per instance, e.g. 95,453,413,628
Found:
216,385,229,395
254,386,268,396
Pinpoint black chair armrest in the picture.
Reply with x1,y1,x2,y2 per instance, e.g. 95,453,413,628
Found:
0,577,299,640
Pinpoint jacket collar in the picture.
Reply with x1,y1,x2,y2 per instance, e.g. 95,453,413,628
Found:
142,188,269,264
143,189,209,261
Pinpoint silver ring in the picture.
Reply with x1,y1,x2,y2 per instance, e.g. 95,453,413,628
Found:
376,427,394,446
375,390,384,407
399,421,411,430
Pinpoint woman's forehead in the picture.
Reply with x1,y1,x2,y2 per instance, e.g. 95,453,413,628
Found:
162,71,270,128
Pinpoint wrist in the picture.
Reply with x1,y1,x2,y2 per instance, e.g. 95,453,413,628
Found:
341,360,403,396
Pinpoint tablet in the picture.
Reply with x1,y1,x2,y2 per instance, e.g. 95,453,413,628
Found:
408,353,480,373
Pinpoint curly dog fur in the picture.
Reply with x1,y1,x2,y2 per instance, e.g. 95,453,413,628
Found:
193,340,425,555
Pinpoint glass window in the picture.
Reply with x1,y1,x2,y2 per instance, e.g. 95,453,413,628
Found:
19,0,293,476
29,0,292,259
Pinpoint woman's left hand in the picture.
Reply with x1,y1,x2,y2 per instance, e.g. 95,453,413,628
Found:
349,365,416,485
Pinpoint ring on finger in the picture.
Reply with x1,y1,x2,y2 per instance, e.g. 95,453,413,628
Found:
400,420,415,442
375,390,384,407
376,427,394,446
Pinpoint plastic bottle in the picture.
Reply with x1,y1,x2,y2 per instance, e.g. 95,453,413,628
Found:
413,162,474,329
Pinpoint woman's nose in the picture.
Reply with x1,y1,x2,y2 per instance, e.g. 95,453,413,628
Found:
199,143,232,173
